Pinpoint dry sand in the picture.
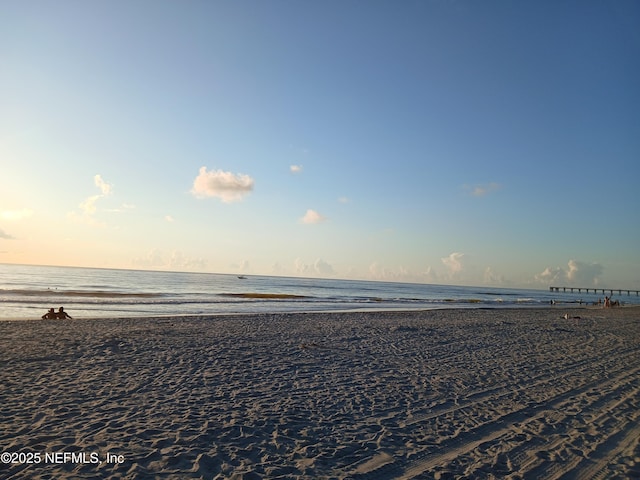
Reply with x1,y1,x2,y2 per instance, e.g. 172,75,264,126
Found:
1,307,639,479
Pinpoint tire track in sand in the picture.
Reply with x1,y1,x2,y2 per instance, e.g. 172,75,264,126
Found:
349,339,639,479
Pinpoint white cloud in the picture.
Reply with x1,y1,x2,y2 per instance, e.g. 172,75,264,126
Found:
71,174,114,223
441,252,465,275
290,164,303,173
294,258,335,276
465,182,501,197
80,195,102,215
191,166,254,203
535,266,563,284
338,196,350,204
132,249,165,268
422,266,439,283
567,260,603,285
535,260,603,286
0,228,15,240
300,209,326,224
314,258,334,275
0,209,34,221
94,174,112,195
368,262,409,281
165,215,175,222
483,266,505,284
169,251,207,270
132,249,207,270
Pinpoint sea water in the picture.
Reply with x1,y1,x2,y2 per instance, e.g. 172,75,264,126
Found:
0,263,635,320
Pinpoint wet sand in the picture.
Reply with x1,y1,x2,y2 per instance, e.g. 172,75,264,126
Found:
1,307,639,479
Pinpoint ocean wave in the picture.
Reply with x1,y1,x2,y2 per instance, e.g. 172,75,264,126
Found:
220,293,309,299
0,288,162,298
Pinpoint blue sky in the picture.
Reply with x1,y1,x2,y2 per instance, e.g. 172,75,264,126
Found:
1,1,639,288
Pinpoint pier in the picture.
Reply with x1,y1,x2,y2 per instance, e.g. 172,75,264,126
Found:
550,286,640,296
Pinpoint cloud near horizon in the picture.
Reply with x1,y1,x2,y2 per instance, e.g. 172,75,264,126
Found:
191,167,254,203
0,228,15,240
484,266,505,284
300,209,326,224
368,262,410,281
535,259,604,286
132,249,208,270
441,252,465,275
295,258,334,276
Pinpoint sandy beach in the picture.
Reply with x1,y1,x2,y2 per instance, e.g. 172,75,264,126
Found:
1,307,639,479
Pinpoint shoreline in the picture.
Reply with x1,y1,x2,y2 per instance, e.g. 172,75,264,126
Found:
3,303,639,323
1,308,638,478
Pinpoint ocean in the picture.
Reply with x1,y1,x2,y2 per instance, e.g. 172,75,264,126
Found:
1,263,636,320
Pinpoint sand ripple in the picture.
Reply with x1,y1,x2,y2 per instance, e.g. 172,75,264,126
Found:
1,308,638,479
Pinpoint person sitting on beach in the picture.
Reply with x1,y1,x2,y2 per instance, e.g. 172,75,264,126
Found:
41,308,56,319
56,307,72,319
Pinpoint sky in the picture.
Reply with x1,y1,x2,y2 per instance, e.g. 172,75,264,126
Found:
1,1,639,289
